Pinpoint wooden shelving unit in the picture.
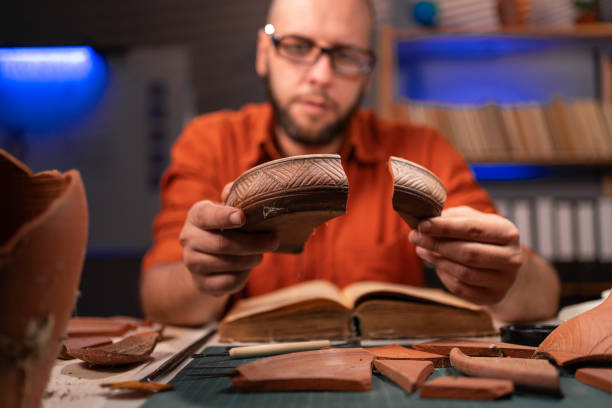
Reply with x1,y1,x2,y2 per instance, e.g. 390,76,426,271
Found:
376,23,612,166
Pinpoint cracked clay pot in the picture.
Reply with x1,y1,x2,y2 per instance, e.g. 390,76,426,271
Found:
0,150,88,408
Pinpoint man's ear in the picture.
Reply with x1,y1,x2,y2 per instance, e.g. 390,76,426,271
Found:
255,28,269,77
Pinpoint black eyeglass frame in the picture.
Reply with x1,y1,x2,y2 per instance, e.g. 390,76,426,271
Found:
270,34,376,76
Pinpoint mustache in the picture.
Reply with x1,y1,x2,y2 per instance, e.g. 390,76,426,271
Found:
290,93,339,110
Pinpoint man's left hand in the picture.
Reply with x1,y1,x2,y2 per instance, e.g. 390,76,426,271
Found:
408,205,524,305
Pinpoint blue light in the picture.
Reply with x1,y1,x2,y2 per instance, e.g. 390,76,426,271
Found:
470,163,553,181
397,36,558,58
0,46,108,133
396,36,595,104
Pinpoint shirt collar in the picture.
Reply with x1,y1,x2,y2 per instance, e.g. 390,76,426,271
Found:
239,104,282,170
339,109,386,164
243,103,385,168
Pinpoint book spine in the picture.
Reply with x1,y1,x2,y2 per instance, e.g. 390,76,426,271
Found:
535,196,555,261
554,200,575,262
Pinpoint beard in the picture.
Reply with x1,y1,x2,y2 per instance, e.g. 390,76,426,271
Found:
263,75,365,147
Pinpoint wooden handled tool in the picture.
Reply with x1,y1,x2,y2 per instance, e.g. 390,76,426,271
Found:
228,340,332,358
195,340,333,359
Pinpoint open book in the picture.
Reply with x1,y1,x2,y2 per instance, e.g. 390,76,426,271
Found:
219,280,496,342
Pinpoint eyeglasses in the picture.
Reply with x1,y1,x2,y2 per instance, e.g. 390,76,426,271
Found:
269,34,376,76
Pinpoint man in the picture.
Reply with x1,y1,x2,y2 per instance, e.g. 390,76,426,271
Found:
140,0,560,326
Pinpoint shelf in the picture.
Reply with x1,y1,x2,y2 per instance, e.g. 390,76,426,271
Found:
389,22,612,38
469,157,612,166
376,24,612,168
469,163,611,182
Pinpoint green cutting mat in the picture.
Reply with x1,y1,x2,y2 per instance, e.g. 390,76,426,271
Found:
143,346,611,408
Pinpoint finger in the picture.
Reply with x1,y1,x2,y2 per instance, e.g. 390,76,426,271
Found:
416,246,512,291
410,231,523,271
414,245,442,266
418,213,519,245
181,224,279,255
184,248,264,274
221,182,234,203
436,269,507,305
191,270,251,296
186,200,244,230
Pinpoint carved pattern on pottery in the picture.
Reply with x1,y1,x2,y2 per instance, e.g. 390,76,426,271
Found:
390,157,446,207
227,155,347,208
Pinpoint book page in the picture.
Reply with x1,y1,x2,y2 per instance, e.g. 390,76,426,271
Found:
341,281,483,311
222,280,352,323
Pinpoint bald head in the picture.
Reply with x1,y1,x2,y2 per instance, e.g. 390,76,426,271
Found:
266,0,375,47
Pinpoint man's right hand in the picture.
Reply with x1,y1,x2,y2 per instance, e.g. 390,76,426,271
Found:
179,189,279,296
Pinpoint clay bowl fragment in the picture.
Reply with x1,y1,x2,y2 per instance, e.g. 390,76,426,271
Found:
69,331,160,366
450,347,560,393
388,156,446,228
373,359,434,393
66,317,134,337
232,348,374,392
58,336,113,359
421,376,514,400
225,154,348,253
535,291,612,366
575,367,612,394
366,344,450,367
412,338,536,358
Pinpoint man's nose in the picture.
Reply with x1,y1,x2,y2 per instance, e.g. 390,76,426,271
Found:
306,52,334,87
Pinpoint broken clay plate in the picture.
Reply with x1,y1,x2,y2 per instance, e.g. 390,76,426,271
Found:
388,156,446,228
421,376,514,400
366,344,450,367
575,367,612,394
225,154,348,253
535,290,612,366
69,331,160,366
66,317,134,337
412,338,536,359
58,336,113,360
231,348,374,392
450,347,560,393
373,359,434,393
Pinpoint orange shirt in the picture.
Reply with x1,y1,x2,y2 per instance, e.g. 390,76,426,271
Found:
142,103,496,297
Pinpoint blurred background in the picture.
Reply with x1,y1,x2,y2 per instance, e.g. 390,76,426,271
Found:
2,0,611,317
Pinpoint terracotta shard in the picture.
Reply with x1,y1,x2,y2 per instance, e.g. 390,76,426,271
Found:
388,156,446,229
232,348,374,392
66,317,133,337
412,338,536,358
366,344,450,367
449,347,560,393
575,367,612,394
69,331,160,366
535,292,612,366
1,150,88,408
420,377,514,400
373,359,434,393
108,316,150,327
58,336,113,359
225,154,349,253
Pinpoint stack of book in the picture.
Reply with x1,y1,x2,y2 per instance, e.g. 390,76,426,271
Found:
397,99,612,163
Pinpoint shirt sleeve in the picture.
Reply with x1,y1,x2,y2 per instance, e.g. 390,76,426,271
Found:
141,118,224,272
